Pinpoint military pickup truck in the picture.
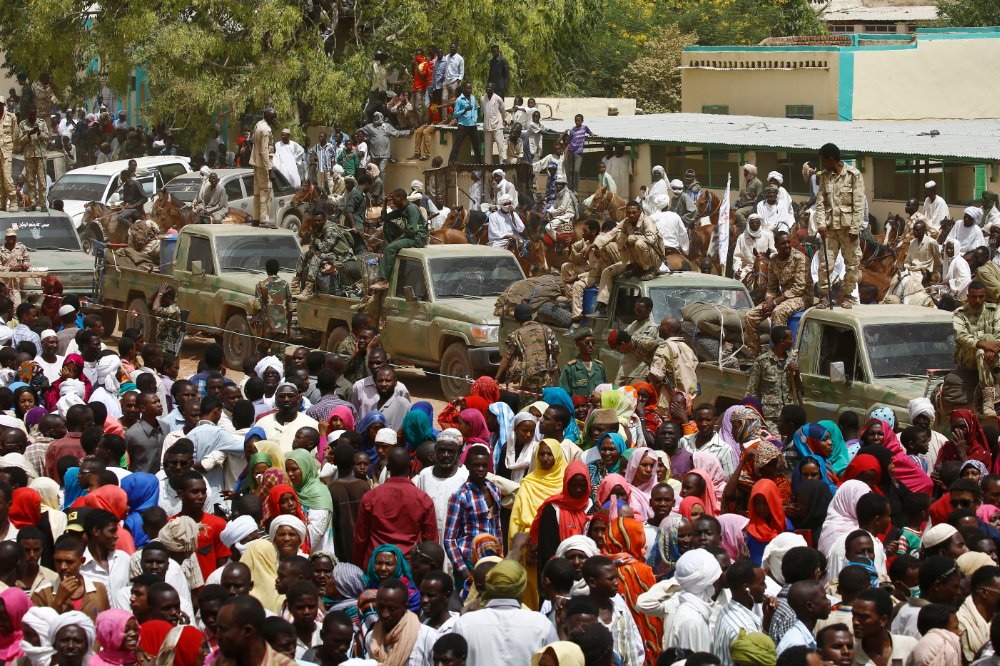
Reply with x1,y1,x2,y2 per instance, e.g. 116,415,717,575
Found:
500,272,755,381
100,227,526,395
0,211,95,299
297,245,526,398
697,304,955,425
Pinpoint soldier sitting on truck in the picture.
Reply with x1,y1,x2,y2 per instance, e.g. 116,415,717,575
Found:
593,202,663,318
371,189,428,292
496,303,560,391
293,210,360,300
741,230,810,356
953,280,1000,419
563,219,614,336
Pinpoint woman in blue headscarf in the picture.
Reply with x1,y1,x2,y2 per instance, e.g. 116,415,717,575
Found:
587,432,627,499
792,423,841,494
542,387,582,443
819,419,851,475
120,473,160,548
356,411,387,464
488,402,515,471
61,467,87,510
401,409,435,451
410,402,440,436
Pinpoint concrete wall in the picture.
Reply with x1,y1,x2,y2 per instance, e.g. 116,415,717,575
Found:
681,52,841,120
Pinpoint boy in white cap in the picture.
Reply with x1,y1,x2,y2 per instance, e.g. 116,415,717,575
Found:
35,329,64,383
923,180,950,229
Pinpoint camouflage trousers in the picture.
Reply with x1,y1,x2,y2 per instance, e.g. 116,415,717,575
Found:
743,297,805,354
257,330,286,357
956,335,999,388
296,249,325,284
517,371,560,393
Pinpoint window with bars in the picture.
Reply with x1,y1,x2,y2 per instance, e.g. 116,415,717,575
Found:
786,105,814,120
701,105,729,115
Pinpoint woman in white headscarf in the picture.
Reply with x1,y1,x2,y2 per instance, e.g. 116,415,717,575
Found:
907,397,949,469
661,548,722,652
945,207,986,254
88,355,123,418
20,606,58,666
939,237,972,301
555,535,599,596
732,213,776,281
641,166,671,216
497,412,539,483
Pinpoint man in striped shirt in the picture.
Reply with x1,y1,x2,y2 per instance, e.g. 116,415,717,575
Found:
443,445,502,582
309,132,336,195
713,560,775,666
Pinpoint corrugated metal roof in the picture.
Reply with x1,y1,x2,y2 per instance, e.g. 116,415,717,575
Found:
544,113,1000,161
824,5,938,20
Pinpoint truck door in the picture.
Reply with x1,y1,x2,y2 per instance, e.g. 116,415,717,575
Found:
797,318,870,421
380,257,431,362
175,235,218,325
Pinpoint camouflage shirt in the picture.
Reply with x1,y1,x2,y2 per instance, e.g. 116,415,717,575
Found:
315,221,355,264
0,243,30,272
344,188,367,231
504,321,560,388
154,303,182,348
255,275,292,334
954,303,1000,358
746,350,794,422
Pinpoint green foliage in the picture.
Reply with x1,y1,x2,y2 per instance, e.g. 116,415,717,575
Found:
665,0,826,46
619,25,698,114
938,0,997,26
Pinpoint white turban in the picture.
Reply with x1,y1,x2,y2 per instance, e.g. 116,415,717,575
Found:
492,168,505,178
95,355,121,393
158,515,200,555
767,171,783,184
555,535,599,559
675,548,722,599
254,356,283,380
332,164,344,176
652,165,667,180
670,179,684,190
199,165,211,178
908,397,935,423
925,180,936,189
410,180,424,193
220,514,259,548
922,524,958,550
365,162,380,178
761,532,807,584
57,378,86,415
498,194,514,205
964,206,984,225
269,514,307,542
21,607,58,666
47,611,95,649
743,163,757,178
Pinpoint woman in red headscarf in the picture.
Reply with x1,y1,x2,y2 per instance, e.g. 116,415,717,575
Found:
603,516,663,663
746,479,788,565
265,484,311,554
531,461,592,570
631,381,662,439
937,409,993,470
9,488,41,529
73,485,137,553
840,453,883,492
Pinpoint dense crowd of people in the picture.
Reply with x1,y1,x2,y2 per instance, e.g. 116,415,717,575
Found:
0,272,991,666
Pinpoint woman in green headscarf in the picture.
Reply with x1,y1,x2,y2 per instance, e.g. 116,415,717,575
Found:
285,449,335,552
818,419,851,475
401,409,435,451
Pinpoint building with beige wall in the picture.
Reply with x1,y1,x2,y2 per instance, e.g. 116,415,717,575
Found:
682,27,1000,122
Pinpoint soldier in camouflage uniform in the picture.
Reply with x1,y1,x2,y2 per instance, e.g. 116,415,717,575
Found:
497,303,560,391
0,228,30,307
253,258,292,355
954,281,1000,418
294,210,359,300
746,324,797,430
16,105,50,211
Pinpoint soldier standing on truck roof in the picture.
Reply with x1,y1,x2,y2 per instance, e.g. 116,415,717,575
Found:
496,303,560,392
558,327,607,398
252,258,292,355
250,108,276,225
741,230,810,356
953,280,1000,419
815,142,864,309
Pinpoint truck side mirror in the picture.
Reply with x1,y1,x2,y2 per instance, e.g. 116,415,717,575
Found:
403,285,416,302
191,260,204,276
829,361,846,383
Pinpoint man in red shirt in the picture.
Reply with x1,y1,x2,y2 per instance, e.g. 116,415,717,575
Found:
45,404,94,479
412,48,432,124
171,470,230,580
353,446,437,567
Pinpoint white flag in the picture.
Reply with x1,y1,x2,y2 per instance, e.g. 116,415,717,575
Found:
718,173,731,267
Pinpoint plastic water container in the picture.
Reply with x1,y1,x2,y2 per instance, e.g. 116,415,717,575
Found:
159,234,178,273
583,287,598,315
788,310,804,341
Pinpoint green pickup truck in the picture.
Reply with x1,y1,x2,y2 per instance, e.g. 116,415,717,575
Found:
297,245,525,398
101,227,525,396
500,272,755,381
697,304,956,425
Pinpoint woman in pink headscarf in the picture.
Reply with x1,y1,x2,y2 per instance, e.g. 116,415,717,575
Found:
718,514,751,561
91,609,140,666
598,473,651,521
679,468,721,517
0,588,31,663
623,446,660,507
692,451,727,503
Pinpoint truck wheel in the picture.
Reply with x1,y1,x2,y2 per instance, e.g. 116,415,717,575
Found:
80,224,104,255
223,313,253,370
282,211,302,236
325,326,349,354
440,342,473,399
100,307,118,338
127,297,157,341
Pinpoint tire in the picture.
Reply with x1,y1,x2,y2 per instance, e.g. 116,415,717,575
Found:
282,211,302,235
126,297,156,342
80,222,105,255
325,326,349,354
223,312,253,370
100,307,118,338
439,342,473,399
536,301,573,328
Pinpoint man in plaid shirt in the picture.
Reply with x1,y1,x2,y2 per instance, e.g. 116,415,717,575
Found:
443,445,503,581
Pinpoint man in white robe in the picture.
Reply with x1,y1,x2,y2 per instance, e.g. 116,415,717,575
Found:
946,206,986,254
605,145,634,197
756,186,795,233
922,180,950,230
732,214,776,281
640,166,670,217
273,128,305,188
487,195,525,247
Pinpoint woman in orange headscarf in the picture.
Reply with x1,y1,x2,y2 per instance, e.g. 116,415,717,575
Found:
746,479,788,566
603,516,663,662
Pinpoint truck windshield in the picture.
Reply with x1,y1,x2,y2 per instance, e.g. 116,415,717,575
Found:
430,255,524,298
164,178,201,203
648,286,752,320
48,174,110,202
0,216,82,251
863,322,955,378
216,235,300,273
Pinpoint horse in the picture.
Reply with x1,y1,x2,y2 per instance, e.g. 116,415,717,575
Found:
79,201,130,253
693,189,737,272
744,252,770,304
885,268,935,306
150,190,197,232
585,187,628,223
523,210,573,275
859,234,898,300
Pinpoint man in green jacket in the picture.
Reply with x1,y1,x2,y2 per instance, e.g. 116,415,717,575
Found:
371,188,427,290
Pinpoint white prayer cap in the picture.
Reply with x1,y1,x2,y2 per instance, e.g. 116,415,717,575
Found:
374,428,397,445
59,304,77,317
332,164,344,175
767,170,783,184
498,194,513,204
670,179,684,190
925,180,936,189
555,175,568,185
281,128,291,134
492,168,505,178
40,329,57,340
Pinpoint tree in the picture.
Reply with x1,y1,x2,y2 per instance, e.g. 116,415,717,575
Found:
937,0,996,26
619,25,698,114
0,0,594,148
664,0,825,46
